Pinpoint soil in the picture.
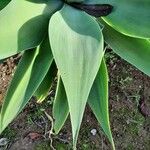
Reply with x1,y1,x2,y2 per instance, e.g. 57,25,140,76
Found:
0,51,150,150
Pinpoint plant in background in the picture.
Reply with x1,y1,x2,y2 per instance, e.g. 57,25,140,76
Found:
0,0,150,149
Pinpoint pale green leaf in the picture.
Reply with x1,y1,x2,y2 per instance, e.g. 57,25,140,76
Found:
53,76,69,134
49,5,104,149
0,37,53,133
88,58,115,150
100,20,150,76
0,0,62,60
86,0,150,39
52,60,115,149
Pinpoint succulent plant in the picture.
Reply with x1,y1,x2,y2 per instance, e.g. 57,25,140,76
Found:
0,0,150,149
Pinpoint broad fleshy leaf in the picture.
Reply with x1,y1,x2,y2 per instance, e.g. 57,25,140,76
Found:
0,0,62,60
34,62,57,103
53,76,69,134
0,37,53,133
49,5,104,149
100,20,150,76
86,0,150,39
52,60,115,149
88,58,115,150
51,60,115,149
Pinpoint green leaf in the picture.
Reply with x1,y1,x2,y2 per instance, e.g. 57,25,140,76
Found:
34,61,57,103
52,60,115,149
0,0,62,60
100,20,150,76
66,0,84,2
86,0,150,39
0,37,53,133
53,76,69,134
49,5,104,149
88,58,115,150
0,0,11,10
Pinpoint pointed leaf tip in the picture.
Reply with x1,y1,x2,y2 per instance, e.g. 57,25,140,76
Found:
88,58,115,149
53,76,69,134
0,37,53,132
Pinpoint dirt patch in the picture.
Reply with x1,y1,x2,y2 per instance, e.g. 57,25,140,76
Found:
107,51,150,150
0,55,20,105
0,51,150,150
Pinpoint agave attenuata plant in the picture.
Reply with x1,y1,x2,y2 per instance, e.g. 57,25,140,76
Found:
0,0,150,149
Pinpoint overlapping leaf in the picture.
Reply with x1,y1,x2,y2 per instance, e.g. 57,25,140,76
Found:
86,0,150,39
49,5,104,149
0,37,53,133
101,20,150,76
88,59,115,149
52,59,115,149
0,0,62,60
34,62,57,103
53,76,69,134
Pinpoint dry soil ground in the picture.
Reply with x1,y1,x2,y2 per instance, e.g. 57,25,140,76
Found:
0,51,150,150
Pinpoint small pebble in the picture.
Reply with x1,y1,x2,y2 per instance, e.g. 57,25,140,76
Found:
0,138,9,146
91,129,97,136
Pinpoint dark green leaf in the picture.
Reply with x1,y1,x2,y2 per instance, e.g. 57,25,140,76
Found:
53,76,69,134
34,61,57,103
101,20,150,76
0,0,11,10
86,0,150,38
0,37,53,133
